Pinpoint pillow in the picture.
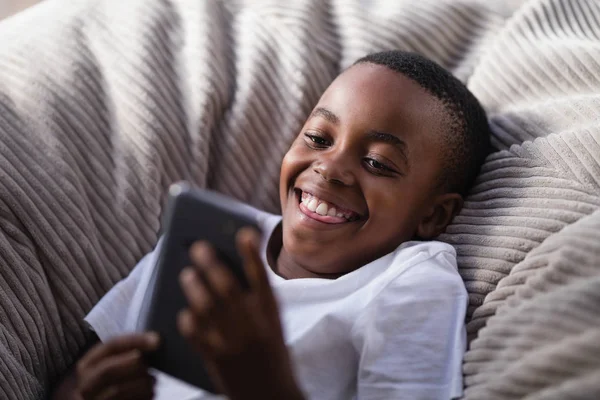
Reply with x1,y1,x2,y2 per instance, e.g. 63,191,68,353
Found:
462,209,600,398
440,0,600,337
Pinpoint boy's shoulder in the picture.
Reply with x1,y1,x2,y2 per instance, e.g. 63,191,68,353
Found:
395,240,456,262
348,240,466,330
375,240,464,297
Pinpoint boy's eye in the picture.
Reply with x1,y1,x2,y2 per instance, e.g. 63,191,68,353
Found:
304,133,331,148
364,158,397,175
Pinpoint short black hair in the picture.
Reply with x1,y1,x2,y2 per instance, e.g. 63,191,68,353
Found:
355,51,491,195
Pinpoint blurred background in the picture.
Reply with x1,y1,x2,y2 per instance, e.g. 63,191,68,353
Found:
0,0,41,20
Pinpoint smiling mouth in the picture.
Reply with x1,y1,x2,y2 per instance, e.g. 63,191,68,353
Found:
294,189,361,224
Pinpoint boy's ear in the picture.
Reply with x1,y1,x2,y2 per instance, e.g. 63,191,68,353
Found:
416,193,463,239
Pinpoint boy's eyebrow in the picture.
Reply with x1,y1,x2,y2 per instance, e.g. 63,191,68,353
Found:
310,107,340,125
366,130,410,167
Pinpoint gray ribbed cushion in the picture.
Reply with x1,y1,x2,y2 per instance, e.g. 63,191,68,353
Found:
462,209,600,399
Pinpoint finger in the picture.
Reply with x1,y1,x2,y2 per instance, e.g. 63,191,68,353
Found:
237,228,272,299
189,241,219,270
78,333,159,371
177,308,206,342
94,374,156,400
79,350,149,397
201,261,242,302
189,241,242,302
177,309,225,354
180,267,215,317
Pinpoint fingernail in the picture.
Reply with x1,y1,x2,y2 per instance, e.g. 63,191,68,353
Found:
147,332,160,346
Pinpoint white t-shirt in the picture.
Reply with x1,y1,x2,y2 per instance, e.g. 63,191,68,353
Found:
85,208,467,400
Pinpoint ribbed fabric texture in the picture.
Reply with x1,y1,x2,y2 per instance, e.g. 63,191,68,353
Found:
462,210,600,399
0,0,598,398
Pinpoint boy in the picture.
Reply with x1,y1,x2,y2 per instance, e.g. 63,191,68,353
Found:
54,50,491,399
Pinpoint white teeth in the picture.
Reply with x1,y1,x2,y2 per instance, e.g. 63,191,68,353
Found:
301,191,357,220
316,203,328,216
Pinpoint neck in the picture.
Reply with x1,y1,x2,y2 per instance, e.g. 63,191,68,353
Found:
275,250,344,280
266,223,343,280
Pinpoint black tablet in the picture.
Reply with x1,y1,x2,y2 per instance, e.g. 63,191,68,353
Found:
138,182,261,393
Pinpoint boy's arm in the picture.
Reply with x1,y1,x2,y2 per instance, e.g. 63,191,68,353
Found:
353,253,468,400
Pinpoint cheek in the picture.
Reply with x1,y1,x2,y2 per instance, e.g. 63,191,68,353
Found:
280,145,310,199
371,196,409,231
364,181,399,212
281,144,311,180
364,182,424,237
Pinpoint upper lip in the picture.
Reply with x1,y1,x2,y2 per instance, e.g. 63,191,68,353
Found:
295,184,366,218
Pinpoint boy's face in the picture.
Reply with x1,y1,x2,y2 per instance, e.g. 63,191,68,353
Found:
279,63,456,277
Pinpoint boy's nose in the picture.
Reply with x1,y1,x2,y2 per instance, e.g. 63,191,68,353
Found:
313,157,355,186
